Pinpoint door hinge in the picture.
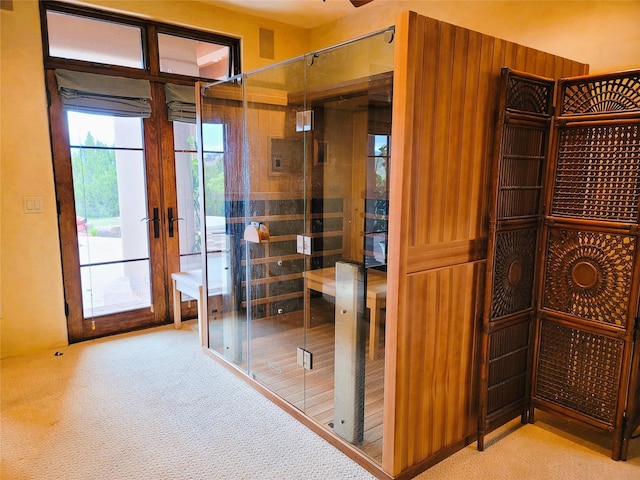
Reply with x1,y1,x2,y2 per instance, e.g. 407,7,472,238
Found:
296,347,313,370
64,301,69,317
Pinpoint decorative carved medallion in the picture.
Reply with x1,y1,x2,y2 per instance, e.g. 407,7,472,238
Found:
542,228,634,327
491,229,537,319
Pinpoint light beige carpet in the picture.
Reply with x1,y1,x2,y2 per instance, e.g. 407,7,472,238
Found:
1,321,639,480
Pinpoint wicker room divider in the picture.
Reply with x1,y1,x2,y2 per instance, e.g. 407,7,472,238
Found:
480,68,640,460
479,68,556,450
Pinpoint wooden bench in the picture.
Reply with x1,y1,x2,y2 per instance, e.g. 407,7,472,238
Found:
303,266,387,360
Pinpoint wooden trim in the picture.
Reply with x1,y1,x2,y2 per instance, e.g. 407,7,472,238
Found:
405,238,487,274
383,10,419,475
391,434,475,480
46,69,83,342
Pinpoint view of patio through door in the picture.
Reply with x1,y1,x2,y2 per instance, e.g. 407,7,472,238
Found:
41,1,241,341
69,111,152,318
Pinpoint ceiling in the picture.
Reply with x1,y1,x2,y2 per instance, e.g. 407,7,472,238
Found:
197,0,369,29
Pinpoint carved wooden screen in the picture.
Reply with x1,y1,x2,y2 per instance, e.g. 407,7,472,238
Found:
531,69,640,460
478,68,555,449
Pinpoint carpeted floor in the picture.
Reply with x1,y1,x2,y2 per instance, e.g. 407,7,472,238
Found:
1,320,639,480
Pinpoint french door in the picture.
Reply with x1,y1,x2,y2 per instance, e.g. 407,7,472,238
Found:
48,73,181,342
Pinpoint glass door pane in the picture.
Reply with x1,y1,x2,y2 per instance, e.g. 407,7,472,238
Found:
243,57,308,409
68,112,151,318
302,30,394,463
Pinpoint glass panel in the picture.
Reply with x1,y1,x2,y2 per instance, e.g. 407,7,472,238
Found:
173,121,200,275
302,30,393,464
243,57,307,409
174,122,227,293
159,33,230,79
365,134,390,269
199,87,247,370
198,28,393,466
46,11,144,68
79,261,150,317
69,112,150,318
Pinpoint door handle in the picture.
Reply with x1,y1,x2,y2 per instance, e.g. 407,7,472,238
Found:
141,207,160,238
167,207,183,238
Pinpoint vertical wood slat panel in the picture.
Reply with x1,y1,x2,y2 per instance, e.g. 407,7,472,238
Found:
383,10,424,473
402,264,482,460
457,31,482,241
413,17,441,245
444,28,469,241
467,34,497,239
408,30,588,248
429,21,455,244
385,11,588,477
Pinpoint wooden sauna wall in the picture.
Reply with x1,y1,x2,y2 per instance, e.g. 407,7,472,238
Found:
383,11,588,477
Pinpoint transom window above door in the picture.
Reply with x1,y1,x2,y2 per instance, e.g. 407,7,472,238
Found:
41,1,240,81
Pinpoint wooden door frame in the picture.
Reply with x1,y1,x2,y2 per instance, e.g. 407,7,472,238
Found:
46,70,175,342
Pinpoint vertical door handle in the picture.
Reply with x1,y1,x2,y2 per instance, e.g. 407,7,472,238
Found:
141,207,160,238
168,207,183,238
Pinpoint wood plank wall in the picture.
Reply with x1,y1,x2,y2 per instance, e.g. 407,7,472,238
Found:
384,11,588,477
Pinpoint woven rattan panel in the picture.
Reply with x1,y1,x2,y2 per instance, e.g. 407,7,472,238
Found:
541,227,634,328
506,75,554,115
487,319,531,415
536,320,624,426
479,70,555,448
560,74,640,115
551,123,640,223
490,229,537,319
497,125,547,219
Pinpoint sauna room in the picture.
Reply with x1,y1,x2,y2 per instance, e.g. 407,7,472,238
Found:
187,11,640,479
2,1,639,479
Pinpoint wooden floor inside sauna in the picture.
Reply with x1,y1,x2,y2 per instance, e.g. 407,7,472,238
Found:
209,297,385,464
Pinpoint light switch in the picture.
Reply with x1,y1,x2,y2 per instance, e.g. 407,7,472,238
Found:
24,196,43,214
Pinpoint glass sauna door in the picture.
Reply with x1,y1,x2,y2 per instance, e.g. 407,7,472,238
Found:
199,28,394,465
298,31,394,462
242,56,308,409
